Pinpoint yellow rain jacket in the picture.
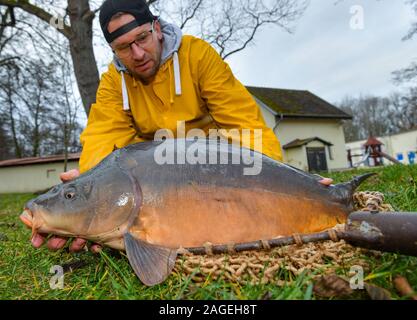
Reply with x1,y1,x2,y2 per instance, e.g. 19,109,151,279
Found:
79,20,282,173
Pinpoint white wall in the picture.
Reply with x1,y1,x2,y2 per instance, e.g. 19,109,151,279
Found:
257,101,349,171
275,119,349,171
0,161,79,194
285,146,307,171
257,98,277,130
389,130,417,164
258,103,349,171
346,129,417,165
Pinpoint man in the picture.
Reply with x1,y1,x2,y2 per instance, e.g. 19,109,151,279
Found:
31,0,333,252
79,0,283,173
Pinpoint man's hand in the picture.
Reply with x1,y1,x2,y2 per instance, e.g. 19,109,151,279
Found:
31,169,102,253
319,178,333,186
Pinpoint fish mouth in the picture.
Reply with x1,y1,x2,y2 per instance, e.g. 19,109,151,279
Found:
20,208,40,237
20,209,33,228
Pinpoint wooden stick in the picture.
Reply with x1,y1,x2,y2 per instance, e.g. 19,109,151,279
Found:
183,230,337,255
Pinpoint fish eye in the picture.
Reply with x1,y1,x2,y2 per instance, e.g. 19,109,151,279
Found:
65,192,76,200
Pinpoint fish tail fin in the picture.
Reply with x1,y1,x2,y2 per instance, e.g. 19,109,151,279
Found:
331,173,377,210
350,173,377,190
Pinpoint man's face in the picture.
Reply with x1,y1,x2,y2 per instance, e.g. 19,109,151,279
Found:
108,14,163,83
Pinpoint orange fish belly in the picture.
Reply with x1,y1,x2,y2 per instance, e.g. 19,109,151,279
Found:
130,186,348,248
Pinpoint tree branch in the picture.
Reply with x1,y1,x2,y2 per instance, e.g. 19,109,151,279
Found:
180,0,203,29
0,5,15,27
0,55,19,67
222,18,260,60
0,0,72,38
147,0,159,6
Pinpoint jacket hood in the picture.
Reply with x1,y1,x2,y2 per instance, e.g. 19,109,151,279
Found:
113,19,183,111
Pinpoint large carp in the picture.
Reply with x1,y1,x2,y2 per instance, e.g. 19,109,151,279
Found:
20,139,373,286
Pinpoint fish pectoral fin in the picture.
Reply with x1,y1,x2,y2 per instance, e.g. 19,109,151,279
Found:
123,233,177,286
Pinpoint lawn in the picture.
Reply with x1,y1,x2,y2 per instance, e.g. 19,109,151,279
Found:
0,164,416,300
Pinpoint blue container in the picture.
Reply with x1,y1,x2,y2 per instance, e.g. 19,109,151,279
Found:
408,151,416,165
397,153,404,162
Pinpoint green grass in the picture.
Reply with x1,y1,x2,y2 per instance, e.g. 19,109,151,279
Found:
1,165,416,300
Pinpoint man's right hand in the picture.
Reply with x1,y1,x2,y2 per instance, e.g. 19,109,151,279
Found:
31,169,102,253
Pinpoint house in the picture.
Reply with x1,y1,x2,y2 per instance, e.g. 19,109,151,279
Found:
346,128,417,166
0,86,352,193
248,86,352,172
0,154,79,193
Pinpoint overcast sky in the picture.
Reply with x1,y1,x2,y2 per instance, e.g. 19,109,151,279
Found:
93,0,417,106
224,0,417,104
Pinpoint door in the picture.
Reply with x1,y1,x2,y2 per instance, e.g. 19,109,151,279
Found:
307,147,328,172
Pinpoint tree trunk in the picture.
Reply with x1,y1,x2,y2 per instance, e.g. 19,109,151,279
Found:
63,122,68,172
67,0,99,115
32,100,40,157
7,86,21,158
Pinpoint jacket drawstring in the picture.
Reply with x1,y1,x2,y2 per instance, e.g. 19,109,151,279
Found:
168,61,174,104
121,72,130,111
120,51,182,109
173,51,182,96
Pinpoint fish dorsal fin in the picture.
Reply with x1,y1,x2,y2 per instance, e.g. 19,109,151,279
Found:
124,233,177,286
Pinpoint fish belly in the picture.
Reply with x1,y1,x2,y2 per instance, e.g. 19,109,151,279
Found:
129,185,348,248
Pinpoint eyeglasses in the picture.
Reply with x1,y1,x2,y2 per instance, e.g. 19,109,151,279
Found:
113,21,155,58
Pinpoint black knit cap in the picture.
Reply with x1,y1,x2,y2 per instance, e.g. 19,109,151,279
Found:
100,0,156,43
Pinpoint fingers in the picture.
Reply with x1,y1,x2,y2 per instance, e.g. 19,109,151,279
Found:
47,236,68,251
31,232,100,254
90,244,102,254
31,232,68,251
60,169,80,182
31,232,46,248
69,238,87,253
319,178,334,186
71,240,101,254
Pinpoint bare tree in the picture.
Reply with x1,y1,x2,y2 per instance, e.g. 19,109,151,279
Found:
16,61,56,157
389,1,417,134
338,91,417,143
396,88,417,130
0,63,23,158
403,0,417,41
0,0,309,115
153,0,308,59
0,6,20,69
336,96,359,142
0,121,12,160
389,92,415,131
392,0,417,85
0,56,83,159
52,48,83,171
0,69,14,161
0,4,85,160
0,8,38,158
337,95,403,142
0,0,100,115
393,61,417,85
